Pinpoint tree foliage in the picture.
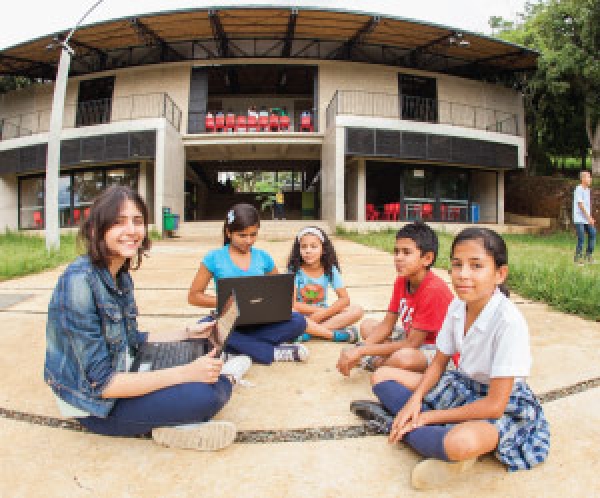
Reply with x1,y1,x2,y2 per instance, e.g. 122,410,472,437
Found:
490,0,600,174
0,76,32,94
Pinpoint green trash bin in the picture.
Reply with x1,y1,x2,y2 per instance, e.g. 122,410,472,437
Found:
163,213,175,232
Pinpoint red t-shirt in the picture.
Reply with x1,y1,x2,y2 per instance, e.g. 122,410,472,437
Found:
388,271,453,345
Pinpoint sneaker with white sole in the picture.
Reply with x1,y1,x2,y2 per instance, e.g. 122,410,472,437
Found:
221,354,252,384
273,343,309,362
152,420,236,451
411,458,476,490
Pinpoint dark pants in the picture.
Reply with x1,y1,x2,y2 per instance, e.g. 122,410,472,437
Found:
274,203,285,219
574,222,596,257
78,377,232,437
201,312,306,364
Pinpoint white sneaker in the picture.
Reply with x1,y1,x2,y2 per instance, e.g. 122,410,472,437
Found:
273,343,309,362
411,458,476,490
221,354,252,384
152,420,236,451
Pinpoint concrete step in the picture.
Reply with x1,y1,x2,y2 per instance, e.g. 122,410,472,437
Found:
177,220,332,239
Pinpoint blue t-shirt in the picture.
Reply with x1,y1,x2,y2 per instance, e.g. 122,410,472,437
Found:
294,266,344,308
202,245,275,283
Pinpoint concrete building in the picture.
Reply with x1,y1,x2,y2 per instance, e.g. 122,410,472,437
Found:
0,5,536,231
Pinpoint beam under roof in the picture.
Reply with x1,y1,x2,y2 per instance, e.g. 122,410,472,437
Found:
282,9,298,58
128,17,184,62
209,10,230,58
327,16,380,59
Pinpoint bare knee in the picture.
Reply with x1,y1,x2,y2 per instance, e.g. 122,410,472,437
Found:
360,318,378,340
444,424,498,461
387,348,426,371
347,304,364,321
370,366,396,386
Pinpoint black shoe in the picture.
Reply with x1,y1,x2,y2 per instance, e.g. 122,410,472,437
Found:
350,400,393,434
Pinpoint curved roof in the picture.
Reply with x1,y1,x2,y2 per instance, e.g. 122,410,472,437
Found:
0,6,537,82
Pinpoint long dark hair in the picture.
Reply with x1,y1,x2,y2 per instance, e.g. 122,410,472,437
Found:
79,186,151,272
223,203,261,245
287,226,340,279
450,227,509,297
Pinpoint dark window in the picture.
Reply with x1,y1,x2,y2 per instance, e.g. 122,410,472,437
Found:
77,77,115,127
399,74,438,123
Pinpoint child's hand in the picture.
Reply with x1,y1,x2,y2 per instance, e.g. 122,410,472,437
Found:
336,348,361,376
185,320,216,340
310,309,328,323
388,395,423,444
182,349,223,384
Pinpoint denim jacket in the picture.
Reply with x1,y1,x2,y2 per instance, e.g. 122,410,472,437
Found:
44,256,146,417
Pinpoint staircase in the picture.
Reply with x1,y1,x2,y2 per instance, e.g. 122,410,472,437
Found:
177,220,332,240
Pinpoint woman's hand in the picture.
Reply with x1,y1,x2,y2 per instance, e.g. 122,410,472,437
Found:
185,320,216,340
182,349,223,384
388,394,424,444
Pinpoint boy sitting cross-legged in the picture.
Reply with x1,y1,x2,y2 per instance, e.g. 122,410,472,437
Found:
336,222,453,377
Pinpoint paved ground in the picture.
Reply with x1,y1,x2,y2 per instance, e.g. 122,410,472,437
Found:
0,235,599,497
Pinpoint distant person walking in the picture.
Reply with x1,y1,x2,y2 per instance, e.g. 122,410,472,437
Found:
573,171,596,264
274,189,286,220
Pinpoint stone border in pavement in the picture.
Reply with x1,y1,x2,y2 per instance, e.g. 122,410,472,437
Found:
2,376,599,444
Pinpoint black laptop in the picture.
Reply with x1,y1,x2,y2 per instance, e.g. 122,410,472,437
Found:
216,273,294,327
131,291,240,372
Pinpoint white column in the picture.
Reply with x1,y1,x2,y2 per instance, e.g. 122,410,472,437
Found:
497,170,505,224
357,158,366,222
154,124,165,233
334,126,345,223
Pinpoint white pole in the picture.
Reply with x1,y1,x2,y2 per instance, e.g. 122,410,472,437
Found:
44,0,105,252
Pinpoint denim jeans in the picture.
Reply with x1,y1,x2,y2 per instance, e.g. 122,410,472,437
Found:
574,223,596,256
78,377,232,437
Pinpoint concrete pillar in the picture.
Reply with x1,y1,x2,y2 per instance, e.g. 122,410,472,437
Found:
357,158,366,222
497,170,505,224
138,162,147,203
0,174,18,230
154,124,165,233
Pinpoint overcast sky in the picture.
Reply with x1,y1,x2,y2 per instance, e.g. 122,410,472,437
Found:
0,0,527,50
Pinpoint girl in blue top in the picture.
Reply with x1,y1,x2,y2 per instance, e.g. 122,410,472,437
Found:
287,226,364,342
188,203,308,363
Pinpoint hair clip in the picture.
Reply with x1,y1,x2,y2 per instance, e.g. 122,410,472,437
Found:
227,209,235,224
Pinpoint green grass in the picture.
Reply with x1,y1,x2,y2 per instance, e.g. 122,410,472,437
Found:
338,228,600,321
0,228,164,281
0,231,81,281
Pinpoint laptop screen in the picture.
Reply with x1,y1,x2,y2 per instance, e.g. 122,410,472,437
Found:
211,291,239,350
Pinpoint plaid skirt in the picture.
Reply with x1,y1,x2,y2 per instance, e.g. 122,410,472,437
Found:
423,370,550,472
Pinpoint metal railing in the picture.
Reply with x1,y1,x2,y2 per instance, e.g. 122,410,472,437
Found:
326,90,520,136
0,92,182,141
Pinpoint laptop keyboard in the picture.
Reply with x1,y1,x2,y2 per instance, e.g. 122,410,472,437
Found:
150,341,204,370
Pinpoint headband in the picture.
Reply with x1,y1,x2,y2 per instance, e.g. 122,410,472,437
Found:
296,227,325,242
227,209,235,224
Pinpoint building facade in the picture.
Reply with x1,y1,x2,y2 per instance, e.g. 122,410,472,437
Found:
0,6,535,231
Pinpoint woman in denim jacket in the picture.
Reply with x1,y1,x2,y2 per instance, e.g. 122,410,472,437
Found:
44,186,250,451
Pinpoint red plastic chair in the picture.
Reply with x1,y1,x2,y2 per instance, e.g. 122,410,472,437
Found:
366,203,379,221
422,203,433,220
300,114,314,132
84,207,90,219
269,114,280,132
440,204,448,221
205,113,215,133
448,206,461,221
33,210,43,228
225,114,236,133
279,115,290,131
247,115,258,132
236,115,247,132
215,114,225,133
258,115,269,132
73,209,80,225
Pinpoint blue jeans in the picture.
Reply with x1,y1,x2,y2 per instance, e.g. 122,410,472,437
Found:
78,377,232,437
200,312,306,364
574,223,596,257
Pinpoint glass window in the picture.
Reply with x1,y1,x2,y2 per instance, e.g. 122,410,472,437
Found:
106,167,138,189
73,170,104,223
19,177,45,229
403,168,435,200
438,170,469,201
58,174,73,227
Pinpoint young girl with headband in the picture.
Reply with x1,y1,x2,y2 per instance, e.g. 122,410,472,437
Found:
287,226,364,342
188,203,309,363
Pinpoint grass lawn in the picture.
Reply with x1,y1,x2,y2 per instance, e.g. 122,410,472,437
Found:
0,229,162,282
0,232,80,281
338,229,600,321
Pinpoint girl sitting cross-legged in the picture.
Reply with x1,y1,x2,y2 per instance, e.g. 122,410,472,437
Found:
188,203,308,364
287,226,364,343
351,227,550,490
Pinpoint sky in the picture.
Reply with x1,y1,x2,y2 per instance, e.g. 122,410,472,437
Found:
0,0,527,50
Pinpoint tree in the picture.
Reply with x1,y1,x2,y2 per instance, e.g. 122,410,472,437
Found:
532,0,600,173
0,76,32,94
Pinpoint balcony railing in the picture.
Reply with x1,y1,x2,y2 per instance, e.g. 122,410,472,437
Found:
0,92,182,141
326,90,520,136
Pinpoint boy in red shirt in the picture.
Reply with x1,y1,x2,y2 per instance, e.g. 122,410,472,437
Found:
337,222,453,377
